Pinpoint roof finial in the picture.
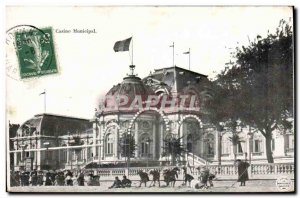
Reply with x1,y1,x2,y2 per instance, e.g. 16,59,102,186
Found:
129,65,136,76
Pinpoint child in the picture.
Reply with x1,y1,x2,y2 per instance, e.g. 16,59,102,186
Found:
208,171,217,187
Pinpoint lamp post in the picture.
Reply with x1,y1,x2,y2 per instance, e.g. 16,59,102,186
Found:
43,142,50,170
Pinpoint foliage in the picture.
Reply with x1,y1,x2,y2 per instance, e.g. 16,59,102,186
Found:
228,133,242,145
211,19,293,163
162,136,186,164
120,133,136,158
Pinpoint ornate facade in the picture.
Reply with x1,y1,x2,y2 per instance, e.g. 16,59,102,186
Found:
10,65,294,171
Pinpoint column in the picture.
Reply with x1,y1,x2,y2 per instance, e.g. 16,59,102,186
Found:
115,128,119,160
98,122,102,161
134,121,139,158
58,149,60,169
37,139,41,170
179,122,185,165
215,130,222,165
247,133,253,164
66,143,69,164
14,152,17,170
85,140,88,162
152,121,156,159
159,120,164,161
92,121,97,159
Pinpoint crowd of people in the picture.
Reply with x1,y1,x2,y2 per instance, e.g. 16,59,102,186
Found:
9,159,250,189
10,169,100,187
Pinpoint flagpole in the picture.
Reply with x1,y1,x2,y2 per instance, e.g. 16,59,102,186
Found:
189,48,191,70
131,36,133,65
173,42,175,67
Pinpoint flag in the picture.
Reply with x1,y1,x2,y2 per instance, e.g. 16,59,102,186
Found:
113,37,132,52
39,91,45,95
183,51,190,54
169,43,174,48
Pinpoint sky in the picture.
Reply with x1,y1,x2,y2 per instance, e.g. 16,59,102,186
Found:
5,6,293,124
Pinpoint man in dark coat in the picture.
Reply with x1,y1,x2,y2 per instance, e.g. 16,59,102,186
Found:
121,175,132,187
236,159,250,186
109,176,122,188
77,171,85,186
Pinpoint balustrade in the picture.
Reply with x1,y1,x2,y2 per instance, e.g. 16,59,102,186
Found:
87,163,294,179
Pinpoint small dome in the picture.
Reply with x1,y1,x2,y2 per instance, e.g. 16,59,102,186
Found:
102,66,154,113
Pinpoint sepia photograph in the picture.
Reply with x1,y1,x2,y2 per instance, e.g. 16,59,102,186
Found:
5,5,294,193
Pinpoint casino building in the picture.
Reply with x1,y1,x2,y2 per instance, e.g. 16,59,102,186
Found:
10,65,294,171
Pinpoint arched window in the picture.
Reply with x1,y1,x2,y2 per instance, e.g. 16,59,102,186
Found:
140,134,151,157
206,134,215,156
105,133,114,155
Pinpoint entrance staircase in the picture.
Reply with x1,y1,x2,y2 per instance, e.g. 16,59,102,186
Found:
186,153,210,167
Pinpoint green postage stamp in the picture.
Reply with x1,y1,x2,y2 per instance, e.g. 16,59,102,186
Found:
15,27,58,79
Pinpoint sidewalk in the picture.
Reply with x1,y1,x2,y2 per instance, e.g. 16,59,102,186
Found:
8,179,294,193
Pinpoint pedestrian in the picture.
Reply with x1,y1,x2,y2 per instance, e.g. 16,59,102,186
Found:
235,159,250,186
208,171,216,187
44,171,52,186
108,176,122,189
121,175,132,187
195,167,209,189
30,171,38,186
65,170,73,186
55,172,64,186
77,171,85,186
37,171,44,186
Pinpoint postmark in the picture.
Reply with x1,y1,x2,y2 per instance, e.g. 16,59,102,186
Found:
276,176,293,191
6,25,58,80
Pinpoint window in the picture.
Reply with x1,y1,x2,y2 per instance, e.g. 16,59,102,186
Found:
254,140,261,153
62,149,67,162
141,135,151,157
17,153,21,163
87,147,92,159
141,142,149,155
105,134,114,155
222,140,230,155
47,150,53,160
206,134,215,156
272,139,275,151
286,135,294,152
289,135,294,149
71,150,76,160
237,141,244,154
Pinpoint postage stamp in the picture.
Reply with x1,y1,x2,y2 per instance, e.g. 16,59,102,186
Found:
14,27,58,79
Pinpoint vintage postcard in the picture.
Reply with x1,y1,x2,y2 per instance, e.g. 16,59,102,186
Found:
6,6,295,193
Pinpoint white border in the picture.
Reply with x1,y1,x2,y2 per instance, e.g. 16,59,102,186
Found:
1,1,298,198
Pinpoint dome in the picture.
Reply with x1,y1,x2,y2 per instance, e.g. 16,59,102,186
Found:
102,65,154,113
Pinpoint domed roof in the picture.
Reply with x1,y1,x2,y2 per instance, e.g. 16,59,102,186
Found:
102,65,154,113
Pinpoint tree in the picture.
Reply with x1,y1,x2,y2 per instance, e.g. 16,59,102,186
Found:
162,136,186,166
228,132,243,161
206,64,243,165
214,19,293,163
120,133,136,158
